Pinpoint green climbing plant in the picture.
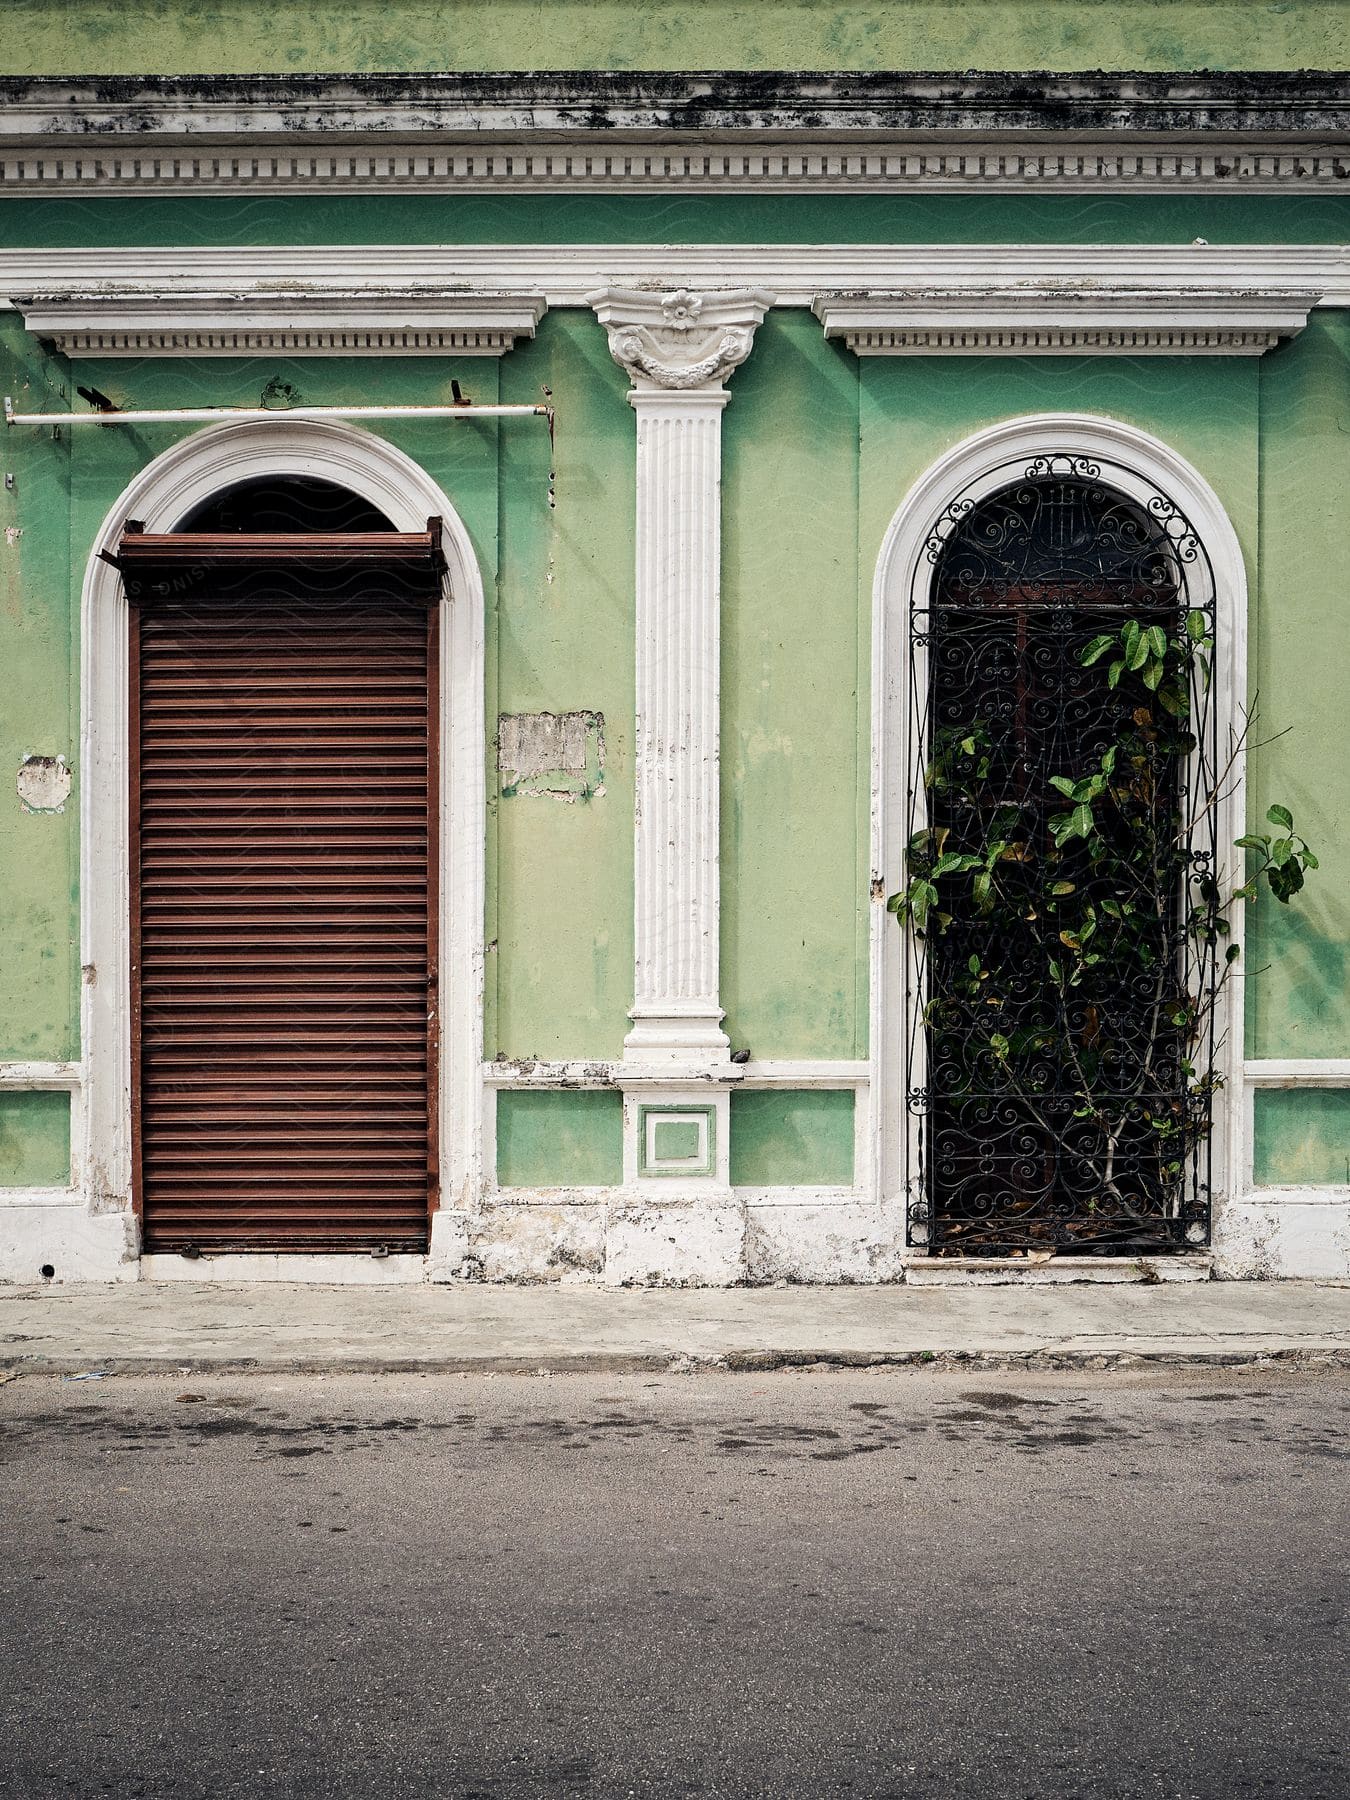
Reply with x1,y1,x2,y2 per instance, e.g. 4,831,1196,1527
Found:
890,607,1317,1248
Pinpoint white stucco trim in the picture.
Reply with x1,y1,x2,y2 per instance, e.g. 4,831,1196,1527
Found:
1245,1059,1350,1086
869,413,1249,1248
479,1059,870,1088
139,1252,429,1285
77,417,487,1266
0,1061,81,1089
590,286,773,1072
2,243,1347,312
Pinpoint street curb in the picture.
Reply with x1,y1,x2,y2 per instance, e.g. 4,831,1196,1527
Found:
4,1345,1349,1377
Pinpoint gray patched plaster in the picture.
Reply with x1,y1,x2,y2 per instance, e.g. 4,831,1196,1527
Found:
498,710,605,801
17,753,71,814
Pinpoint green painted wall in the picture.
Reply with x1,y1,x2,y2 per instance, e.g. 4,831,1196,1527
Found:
0,1091,70,1187
1,180,1346,1188
4,2,1344,74
495,1089,624,1187
730,1090,855,1187
857,354,1260,566
4,195,1349,252
0,319,75,1061
494,311,635,1060
722,311,864,1060
1253,1089,1350,1188
1248,315,1350,1063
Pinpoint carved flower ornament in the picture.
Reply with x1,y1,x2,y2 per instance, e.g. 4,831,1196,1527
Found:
661,289,703,329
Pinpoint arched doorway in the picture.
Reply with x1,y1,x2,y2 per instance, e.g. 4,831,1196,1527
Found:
869,417,1247,1259
124,474,438,1252
79,421,486,1265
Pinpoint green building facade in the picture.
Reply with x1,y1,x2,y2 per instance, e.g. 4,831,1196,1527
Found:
0,5,1346,1282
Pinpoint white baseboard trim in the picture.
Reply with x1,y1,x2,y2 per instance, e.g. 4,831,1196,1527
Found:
139,1252,428,1285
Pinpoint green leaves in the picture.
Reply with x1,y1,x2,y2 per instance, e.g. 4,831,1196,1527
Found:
895,876,939,932
1080,616,1182,703
1049,802,1095,847
1123,619,1148,672
1232,805,1319,908
886,625,1317,1220
924,720,994,795
1047,746,1119,847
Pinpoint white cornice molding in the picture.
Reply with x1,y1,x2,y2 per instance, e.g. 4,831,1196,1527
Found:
1,72,1345,196
2,245,1347,315
814,288,1317,356
16,291,547,358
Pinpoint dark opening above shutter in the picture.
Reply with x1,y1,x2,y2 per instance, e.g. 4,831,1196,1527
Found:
111,518,446,590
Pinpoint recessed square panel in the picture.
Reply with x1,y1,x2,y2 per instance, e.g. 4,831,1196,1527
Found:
652,1119,701,1162
639,1105,715,1178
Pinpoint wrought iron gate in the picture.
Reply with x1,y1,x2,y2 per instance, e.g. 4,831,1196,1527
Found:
903,454,1220,1256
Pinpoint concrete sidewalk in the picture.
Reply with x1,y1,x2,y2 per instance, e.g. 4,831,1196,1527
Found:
1,1279,1348,1373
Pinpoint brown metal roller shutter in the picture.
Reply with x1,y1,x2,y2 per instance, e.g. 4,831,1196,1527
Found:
124,531,440,1253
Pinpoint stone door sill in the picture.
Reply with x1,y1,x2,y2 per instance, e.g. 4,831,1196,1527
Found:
903,1254,1213,1286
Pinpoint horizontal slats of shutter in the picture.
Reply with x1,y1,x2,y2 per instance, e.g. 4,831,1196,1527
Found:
133,580,435,1253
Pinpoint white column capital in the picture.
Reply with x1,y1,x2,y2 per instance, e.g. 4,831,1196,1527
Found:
588,285,774,395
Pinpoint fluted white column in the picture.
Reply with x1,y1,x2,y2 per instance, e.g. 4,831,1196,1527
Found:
590,285,772,1070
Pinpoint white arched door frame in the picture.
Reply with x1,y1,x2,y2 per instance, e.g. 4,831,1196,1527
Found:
869,412,1248,1247
79,419,486,1253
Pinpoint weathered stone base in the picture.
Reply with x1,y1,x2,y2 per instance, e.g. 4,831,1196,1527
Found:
5,1191,1347,1285
0,1204,138,1284
1213,1191,1350,1280
745,1203,907,1284
433,1191,1350,1286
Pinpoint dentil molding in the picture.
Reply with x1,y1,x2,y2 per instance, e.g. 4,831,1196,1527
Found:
16,291,548,358
4,143,1346,197
814,288,1319,356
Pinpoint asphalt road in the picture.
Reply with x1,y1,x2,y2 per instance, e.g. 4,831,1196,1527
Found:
0,1366,1346,1799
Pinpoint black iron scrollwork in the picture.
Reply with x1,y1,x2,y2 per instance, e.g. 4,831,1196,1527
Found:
904,460,1219,1257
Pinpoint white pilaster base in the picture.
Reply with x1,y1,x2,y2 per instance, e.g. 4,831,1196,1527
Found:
623,1005,732,1064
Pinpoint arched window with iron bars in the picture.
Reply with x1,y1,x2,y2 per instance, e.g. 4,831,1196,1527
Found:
903,455,1221,1257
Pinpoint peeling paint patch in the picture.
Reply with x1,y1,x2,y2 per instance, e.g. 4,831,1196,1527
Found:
4,526,22,548
490,1057,616,1087
498,710,605,801
17,754,71,814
